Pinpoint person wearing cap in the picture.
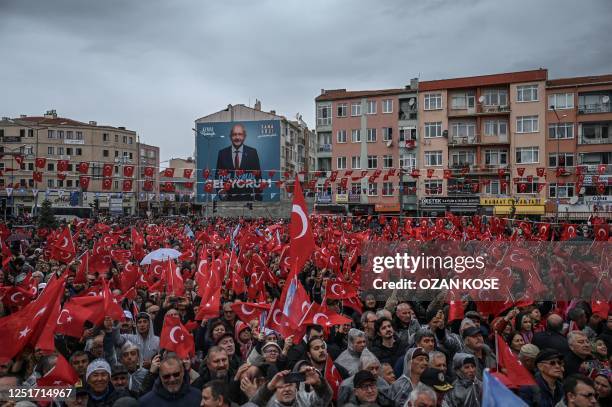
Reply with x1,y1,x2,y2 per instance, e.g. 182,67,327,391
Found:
519,348,565,407
119,341,148,393
444,353,481,407
461,326,496,380
389,347,430,407
111,364,130,392
336,328,368,376
113,311,160,369
86,358,131,407
343,370,393,406
519,343,540,375
338,349,392,406
419,367,452,406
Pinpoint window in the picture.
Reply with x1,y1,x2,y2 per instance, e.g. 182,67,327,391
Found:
66,180,73,188
548,123,574,139
424,180,443,195
516,116,539,133
451,122,476,138
382,99,393,113
515,147,539,164
382,127,393,141
424,93,442,110
129,152,133,160
424,122,442,138
548,93,574,109
366,100,376,115
335,130,347,143
66,148,73,156
47,146,54,155
483,120,508,136
367,183,378,196
57,130,64,139
27,163,34,171
382,182,394,196
549,183,575,198
351,183,361,194
48,130,55,139
549,153,574,167
425,151,443,166
47,179,54,188
76,131,83,140
485,150,508,166
128,137,133,145
400,153,416,169
481,89,508,106
47,163,54,171
451,151,475,167
351,102,362,116
66,131,73,140
337,156,347,169
115,134,119,142
114,181,119,189
515,178,540,194
115,150,119,157
517,85,538,102
383,155,393,168
57,179,63,188
76,148,82,155
57,147,64,155
399,127,417,141
103,133,109,141
367,155,378,169
351,156,361,169
337,103,347,117
19,129,26,138
103,150,109,157
91,164,102,177
27,129,34,137
580,123,609,144
123,135,127,143
114,165,119,174
366,128,377,142
351,129,361,143
485,180,501,195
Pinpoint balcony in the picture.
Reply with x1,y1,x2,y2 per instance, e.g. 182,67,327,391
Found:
448,104,511,118
578,103,612,114
448,134,509,147
579,136,610,145
318,144,332,153
399,140,417,149
0,135,23,143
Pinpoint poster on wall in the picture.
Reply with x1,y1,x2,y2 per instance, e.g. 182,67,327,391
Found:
196,120,280,202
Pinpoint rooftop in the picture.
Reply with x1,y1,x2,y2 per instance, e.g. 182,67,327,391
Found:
547,74,612,88
315,88,408,102
419,69,548,91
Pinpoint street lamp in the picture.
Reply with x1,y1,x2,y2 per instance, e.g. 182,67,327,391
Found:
193,127,224,217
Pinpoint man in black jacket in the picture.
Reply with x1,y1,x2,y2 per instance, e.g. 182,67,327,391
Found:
564,331,593,377
370,317,409,367
532,314,570,355
138,355,201,406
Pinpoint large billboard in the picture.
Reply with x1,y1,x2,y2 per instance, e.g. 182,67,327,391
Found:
196,120,280,202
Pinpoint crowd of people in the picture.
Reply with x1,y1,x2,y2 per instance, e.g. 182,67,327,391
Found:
0,212,610,407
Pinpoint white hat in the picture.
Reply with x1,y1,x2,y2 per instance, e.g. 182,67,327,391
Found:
86,358,111,382
123,310,133,320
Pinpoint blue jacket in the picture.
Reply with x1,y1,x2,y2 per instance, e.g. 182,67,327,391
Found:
138,378,201,407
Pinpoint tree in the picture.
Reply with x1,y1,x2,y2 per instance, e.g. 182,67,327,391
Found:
38,199,57,229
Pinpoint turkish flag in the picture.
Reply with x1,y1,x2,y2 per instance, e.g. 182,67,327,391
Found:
448,300,464,322
73,252,89,284
78,162,89,174
103,163,113,177
202,168,210,179
102,177,112,190
325,355,343,401
289,176,315,274
184,182,194,189
300,302,352,327
35,157,46,168
122,179,133,192
195,284,220,321
119,262,140,293
37,353,79,387
536,167,545,177
33,171,42,183
231,301,271,324
183,168,193,179
443,169,452,179
164,168,175,177
123,165,134,177
325,280,357,300
519,183,527,193
164,258,184,297
561,224,578,241
57,160,68,172
498,168,506,178
79,176,90,190
495,333,535,388
103,278,124,321
594,224,609,241
596,182,606,195
50,228,76,263
0,275,66,359
598,164,606,175
55,302,93,338
144,166,154,177
143,180,153,191
57,172,66,181
160,314,194,358
427,169,434,178
517,167,525,176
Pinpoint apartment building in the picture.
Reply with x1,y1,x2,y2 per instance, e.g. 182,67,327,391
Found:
159,157,196,215
0,110,149,216
546,74,612,218
136,142,160,215
315,81,419,215
418,69,549,216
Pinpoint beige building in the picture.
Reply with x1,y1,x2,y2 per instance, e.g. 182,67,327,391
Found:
0,110,157,216
158,157,196,215
136,142,161,215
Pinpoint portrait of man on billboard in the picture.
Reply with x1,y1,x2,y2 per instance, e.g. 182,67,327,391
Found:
215,123,262,200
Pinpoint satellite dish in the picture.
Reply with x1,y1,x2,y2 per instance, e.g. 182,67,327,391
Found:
408,98,415,106
603,95,610,104
569,196,579,205
386,140,393,147
579,186,586,195
478,96,485,103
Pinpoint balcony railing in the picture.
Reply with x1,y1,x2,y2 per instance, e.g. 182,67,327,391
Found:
318,144,332,152
578,103,612,114
448,104,511,117
579,137,610,145
448,134,509,146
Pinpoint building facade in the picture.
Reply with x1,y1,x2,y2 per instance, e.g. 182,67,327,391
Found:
158,157,196,215
136,142,161,216
0,110,156,217
546,74,612,219
315,82,419,215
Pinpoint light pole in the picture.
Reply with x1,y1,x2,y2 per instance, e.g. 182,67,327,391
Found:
193,127,224,218
550,105,568,224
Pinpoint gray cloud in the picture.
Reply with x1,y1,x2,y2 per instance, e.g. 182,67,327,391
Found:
1,0,610,161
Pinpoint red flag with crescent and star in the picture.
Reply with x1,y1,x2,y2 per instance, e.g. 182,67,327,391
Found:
160,314,194,358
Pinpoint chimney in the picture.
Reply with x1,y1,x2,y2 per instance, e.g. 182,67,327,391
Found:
89,121,97,126
20,114,27,118
270,110,276,115
44,109,57,119
117,126,126,130
254,99,261,111
410,78,419,90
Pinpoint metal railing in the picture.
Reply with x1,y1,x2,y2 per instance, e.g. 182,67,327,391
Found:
578,103,611,114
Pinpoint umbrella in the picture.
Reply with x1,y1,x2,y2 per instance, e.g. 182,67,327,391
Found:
140,248,182,265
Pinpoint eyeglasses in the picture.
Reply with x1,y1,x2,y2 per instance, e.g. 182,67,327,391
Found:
543,360,564,367
161,371,182,380
357,383,377,391
576,392,596,399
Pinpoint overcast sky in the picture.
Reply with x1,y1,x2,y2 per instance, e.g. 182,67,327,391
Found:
1,0,611,162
